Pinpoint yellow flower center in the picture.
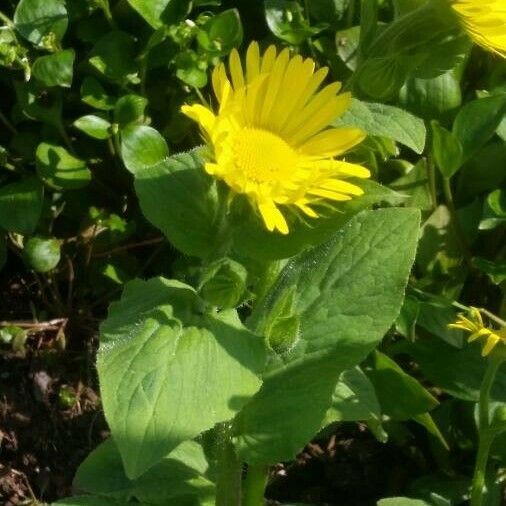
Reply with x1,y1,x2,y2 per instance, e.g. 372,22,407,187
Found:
232,128,296,184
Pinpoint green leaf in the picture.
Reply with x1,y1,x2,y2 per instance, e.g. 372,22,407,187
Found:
15,80,63,128
231,180,401,261
416,296,464,347
356,3,464,100
377,498,433,506
134,151,222,258
14,0,68,47
98,277,265,478
399,71,462,121
431,121,463,178
393,0,426,16
235,208,420,464
265,0,325,45
404,338,506,403
114,95,148,126
36,142,91,190
417,205,462,279
199,258,248,309
197,9,243,56
309,0,348,24
23,237,61,272
32,49,75,88
75,438,214,504
487,189,506,217
390,160,432,212
74,115,111,140
175,51,208,88
472,257,506,286
89,31,138,83
127,0,192,29
324,366,381,425
396,294,420,340
367,351,438,420
480,189,506,230
336,26,361,71
0,177,44,235
413,412,449,450
81,77,115,111
453,94,506,162
53,497,138,506
121,125,169,174
359,0,378,57
334,99,426,153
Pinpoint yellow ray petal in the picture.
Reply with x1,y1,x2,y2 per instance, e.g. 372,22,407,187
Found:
258,201,289,234
246,41,260,83
307,187,352,201
291,66,329,111
307,160,371,179
482,334,500,356
298,127,366,156
181,104,216,136
319,178,364,196
212,63,228,103
229,48,245,90
260,48,291,126
283,85,346,140
260,45,277,73
270,57,316,131
290,93,352,143
467,328,492,342
295,200,318,218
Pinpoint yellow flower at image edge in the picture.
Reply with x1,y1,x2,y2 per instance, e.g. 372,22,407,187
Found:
451,0,506,57
182,42,369,234
449,307,506,356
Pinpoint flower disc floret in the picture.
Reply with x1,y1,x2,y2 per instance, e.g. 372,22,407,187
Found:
182,42,369,234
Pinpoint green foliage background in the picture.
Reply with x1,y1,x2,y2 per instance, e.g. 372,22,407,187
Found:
0,0,505,505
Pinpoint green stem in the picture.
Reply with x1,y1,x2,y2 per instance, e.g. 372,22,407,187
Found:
243,465,269,506
0,10,13,27
442,177,472,264
478,309,506,329
112,129,122,159
426,155,437,210
100,0,117,29
215,424,242,506
347,0,356,27
470,355,504,506
255,261,281,306
58,123,75,153
0,110,18,135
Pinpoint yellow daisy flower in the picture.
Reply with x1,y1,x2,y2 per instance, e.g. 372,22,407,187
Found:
449,307,506,356
181,42,369,235
450,0,506,58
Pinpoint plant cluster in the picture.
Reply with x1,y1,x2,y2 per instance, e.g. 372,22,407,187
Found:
0,0,505,505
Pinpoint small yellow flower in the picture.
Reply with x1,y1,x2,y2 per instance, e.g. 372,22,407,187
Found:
449,307,506,356
182,42,369,235
450,0,506,58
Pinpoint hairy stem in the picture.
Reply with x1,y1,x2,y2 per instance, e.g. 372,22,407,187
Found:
243,465,269,506
426,155,438,210
215,424,242,506
470,355,504,506
442,177,472,264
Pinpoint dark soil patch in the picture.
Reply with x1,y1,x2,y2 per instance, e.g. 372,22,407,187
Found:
267,424,425,506
0,343,108,505
0,272,108,505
